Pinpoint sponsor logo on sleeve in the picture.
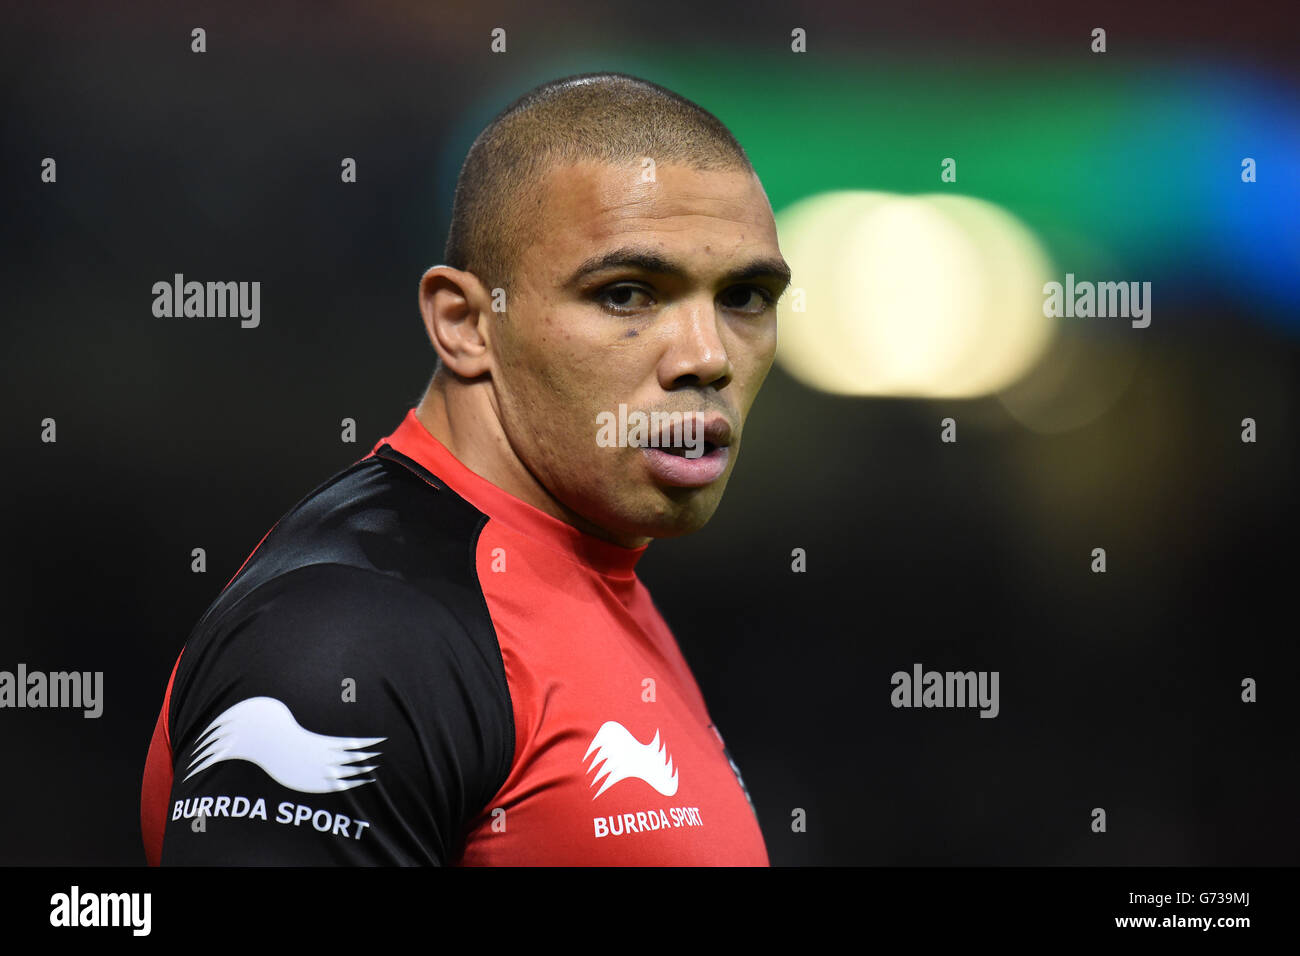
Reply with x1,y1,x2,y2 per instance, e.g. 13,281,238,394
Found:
175,696,385,843
185,696,385,791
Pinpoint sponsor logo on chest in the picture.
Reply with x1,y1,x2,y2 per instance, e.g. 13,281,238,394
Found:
583,720,708,839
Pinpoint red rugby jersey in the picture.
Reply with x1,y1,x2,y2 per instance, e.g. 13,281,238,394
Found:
141,408,768,866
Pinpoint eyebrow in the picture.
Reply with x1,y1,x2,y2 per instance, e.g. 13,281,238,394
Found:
563,246,792,293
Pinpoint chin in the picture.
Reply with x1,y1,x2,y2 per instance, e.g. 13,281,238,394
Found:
632,489,724,539
583,473,728,542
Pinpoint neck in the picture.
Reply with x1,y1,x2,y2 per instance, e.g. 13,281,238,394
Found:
414,373,651,549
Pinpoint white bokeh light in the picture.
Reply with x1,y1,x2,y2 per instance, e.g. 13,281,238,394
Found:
775,190,1058,398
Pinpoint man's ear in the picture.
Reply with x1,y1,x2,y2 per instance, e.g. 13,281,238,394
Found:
418,265,494,379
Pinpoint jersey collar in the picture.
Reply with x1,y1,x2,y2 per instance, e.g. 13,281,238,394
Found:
375,407,649,580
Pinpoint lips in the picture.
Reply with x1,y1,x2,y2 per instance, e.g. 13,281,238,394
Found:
647,414,732,455
640,413,733,487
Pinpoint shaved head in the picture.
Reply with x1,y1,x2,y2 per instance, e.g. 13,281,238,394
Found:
442,72,756,297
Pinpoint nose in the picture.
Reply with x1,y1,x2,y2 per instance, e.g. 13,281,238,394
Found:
659,299,733,391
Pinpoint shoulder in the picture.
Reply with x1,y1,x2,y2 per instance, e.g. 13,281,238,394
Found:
178,446,502,686
216,447,490,610
167,451,515,824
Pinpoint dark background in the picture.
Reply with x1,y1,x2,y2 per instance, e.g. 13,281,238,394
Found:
2,1,1297,865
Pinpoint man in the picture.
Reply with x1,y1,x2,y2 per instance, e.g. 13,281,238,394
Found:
141,71,791,865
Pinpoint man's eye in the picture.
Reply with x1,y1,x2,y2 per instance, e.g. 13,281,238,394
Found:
597,284,654,313
595,283,775,315
720,285,776,313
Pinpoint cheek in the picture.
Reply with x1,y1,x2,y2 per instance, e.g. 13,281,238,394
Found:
513,307,601,383
732,323,778,386
537,338,636,412
752,315,778,355
502,308,653,457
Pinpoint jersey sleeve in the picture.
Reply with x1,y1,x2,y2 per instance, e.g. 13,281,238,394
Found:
158,563,514,866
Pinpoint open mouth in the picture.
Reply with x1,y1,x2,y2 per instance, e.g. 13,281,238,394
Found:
657,441,719,458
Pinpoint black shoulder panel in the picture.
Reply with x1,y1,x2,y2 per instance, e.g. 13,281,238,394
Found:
162,447,514,865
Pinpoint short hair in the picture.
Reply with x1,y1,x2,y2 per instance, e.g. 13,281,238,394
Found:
442,72,755,298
